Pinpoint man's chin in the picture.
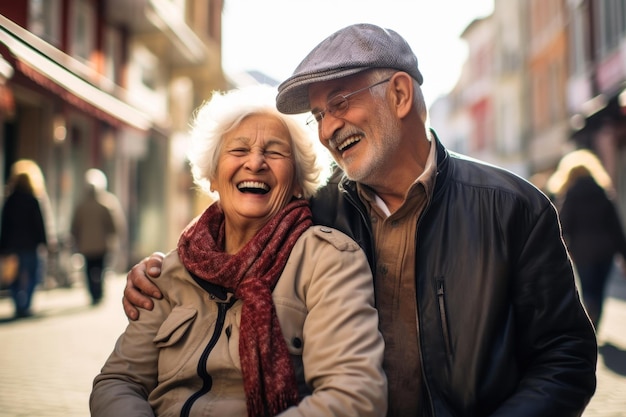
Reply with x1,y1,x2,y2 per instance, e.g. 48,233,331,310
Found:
335,157,374,183
342,167,368,183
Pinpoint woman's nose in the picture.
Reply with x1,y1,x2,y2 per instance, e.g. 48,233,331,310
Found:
245,151,267,171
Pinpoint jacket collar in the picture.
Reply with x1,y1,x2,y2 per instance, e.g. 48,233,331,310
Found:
430,128,450,198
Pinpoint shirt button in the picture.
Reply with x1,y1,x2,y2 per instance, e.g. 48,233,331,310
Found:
292,337,303,348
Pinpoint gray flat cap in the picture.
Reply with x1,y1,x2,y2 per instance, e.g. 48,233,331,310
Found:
276,23,423,114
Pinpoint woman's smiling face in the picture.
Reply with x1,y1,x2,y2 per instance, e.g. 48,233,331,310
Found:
211,113,301,231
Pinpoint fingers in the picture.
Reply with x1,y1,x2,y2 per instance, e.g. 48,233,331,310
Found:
121,255,165,320
146,252,165,278
122,294,141,321
122,276,155,318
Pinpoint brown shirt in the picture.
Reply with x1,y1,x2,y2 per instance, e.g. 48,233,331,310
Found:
357,140,437,417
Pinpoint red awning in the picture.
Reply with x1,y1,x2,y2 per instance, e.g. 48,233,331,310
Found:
0,16,152,131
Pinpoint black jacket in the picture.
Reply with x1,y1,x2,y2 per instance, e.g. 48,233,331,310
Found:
559,175,626,265
310,134,597,417
0,190,47,254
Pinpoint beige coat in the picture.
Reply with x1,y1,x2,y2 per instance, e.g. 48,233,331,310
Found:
90,225,387,416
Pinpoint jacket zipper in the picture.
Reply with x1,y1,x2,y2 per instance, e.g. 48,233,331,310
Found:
414,160,441,416
180,301,231,417
436,278,452,358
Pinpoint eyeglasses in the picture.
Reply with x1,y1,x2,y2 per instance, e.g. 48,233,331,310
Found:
306,78,391,128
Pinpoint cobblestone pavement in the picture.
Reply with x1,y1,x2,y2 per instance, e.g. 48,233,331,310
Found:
0,273,128,417
0,271,625,417
583,268,626,417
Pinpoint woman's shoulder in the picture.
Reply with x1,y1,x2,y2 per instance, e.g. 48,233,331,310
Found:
157,250,194,289
161,249,182,268
298,225,362,253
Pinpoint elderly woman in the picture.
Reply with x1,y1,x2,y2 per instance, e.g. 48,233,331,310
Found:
89,86,386,417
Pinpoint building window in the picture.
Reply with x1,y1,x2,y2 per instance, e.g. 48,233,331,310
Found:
597,0,626,56
570,2,590,75
69,0,96,63
104,27,123,86
127,44,166,120
28,0,61,46
136,48,158,90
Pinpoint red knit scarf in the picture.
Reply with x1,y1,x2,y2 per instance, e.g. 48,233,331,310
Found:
177,199,312,416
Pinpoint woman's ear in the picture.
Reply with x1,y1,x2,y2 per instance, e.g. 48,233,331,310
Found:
389,72,414,119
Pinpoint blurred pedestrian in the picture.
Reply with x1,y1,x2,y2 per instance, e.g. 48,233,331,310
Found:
0,159,49,318
70,169,126,305
548,149,626,329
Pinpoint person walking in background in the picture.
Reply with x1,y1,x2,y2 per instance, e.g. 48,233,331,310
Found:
0,159,49,318
548,149,626,330
71,169,126,305
122,23,596,416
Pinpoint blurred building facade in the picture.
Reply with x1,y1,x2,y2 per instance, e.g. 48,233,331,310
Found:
567,0,626,204
528,0,572,174
2,0,625,283
431,0,626,214
0,0,227,283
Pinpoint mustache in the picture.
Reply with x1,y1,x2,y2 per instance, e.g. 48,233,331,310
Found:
328,128,363,149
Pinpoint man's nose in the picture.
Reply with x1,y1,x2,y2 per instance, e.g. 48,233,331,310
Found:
319,114,343,147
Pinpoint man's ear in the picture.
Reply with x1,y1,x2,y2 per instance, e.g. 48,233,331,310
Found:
389,72,414,119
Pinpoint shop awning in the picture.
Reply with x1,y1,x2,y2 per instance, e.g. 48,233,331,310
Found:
0,15,152,131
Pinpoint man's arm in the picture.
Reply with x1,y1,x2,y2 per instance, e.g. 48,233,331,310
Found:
122,252,165,320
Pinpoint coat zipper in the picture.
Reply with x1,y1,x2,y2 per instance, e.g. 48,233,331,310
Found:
180,301,231,417
436,278,452,358
416,164,441,416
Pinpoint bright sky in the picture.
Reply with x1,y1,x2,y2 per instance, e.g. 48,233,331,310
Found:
222,0,494,107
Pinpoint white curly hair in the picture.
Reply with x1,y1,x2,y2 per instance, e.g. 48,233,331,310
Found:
187,85,324,200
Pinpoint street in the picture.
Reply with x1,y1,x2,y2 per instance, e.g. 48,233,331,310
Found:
582,267,626,417
0,273,128,417
1,270,625,417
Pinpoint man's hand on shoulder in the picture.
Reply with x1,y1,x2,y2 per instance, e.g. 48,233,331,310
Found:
122,252,165,320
